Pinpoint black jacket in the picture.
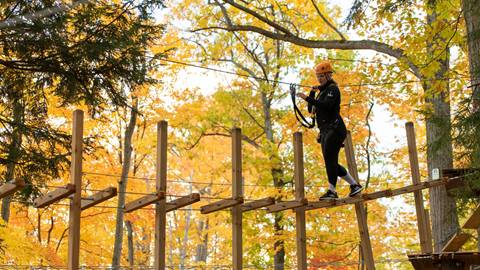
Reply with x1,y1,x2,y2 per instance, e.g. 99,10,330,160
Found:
305,80,344,132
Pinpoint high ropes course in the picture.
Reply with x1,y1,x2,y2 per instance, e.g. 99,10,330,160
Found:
2,110,480,270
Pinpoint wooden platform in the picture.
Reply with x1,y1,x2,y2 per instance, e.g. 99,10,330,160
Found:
408,252,480,269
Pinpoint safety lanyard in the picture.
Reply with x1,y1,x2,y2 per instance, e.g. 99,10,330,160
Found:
290,84,315,129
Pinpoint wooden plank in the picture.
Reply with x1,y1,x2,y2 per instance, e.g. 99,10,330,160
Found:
306,199,336,210
442,231,471,252
68,109,83,270
345,131,375,270
34,184,76,208
124,193,165,213
463,204,480,229
81,187,117,210
294,132,307,270
155,121,168,270
0,178,25,199
201,197,244,214
166,193,200,212
306,177,457,211
232,127,243,270
266,199,308,213
241,197,275,212
406,122,433,253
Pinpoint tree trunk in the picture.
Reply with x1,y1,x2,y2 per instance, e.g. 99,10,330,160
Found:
261,92,286,270
463,0,480,253
463,0,480,111
195,218,209,264
425,2,459,261
126,220,134,269
1,93,24,222
180,184,193,270
111,99,138,269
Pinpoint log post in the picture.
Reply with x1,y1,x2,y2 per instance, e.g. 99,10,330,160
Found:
344,131,375,270
294,132,307,270
68,110,83,270
406,122,433,253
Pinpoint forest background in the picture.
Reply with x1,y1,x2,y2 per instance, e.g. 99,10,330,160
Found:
0,0,478,269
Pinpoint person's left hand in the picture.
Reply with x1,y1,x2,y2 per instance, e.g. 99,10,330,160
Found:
296,92,307,99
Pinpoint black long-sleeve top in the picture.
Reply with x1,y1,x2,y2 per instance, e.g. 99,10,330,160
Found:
305,80,343,131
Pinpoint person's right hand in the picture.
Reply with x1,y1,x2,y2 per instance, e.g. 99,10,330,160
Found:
296,92,307,99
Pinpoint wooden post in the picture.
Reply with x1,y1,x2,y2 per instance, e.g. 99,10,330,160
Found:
405,122,433,253
232,128,243,270
68,109,83,270
294,132,307,270
344,131,375,270
155,121,168,270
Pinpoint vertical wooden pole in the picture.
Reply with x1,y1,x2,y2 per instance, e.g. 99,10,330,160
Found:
155,121,168,270
344,131,375,270
406,122,433,253
232,128,243,270
294,132,307,270
68,110,83,270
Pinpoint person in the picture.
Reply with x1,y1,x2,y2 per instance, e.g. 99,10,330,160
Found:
296,61,363,199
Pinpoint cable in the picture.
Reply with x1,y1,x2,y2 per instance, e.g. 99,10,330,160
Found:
158,58,471,89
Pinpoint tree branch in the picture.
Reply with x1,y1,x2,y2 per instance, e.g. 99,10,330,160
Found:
310,0,346,40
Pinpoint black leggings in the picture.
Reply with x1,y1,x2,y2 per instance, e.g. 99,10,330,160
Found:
320,128,347,187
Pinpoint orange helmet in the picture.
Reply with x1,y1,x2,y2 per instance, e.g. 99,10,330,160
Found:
314,61,333,74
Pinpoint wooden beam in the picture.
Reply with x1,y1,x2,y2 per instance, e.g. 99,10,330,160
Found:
345,131,375,270
201,197,244,214
154,121,168,270
68,109,83,270
306,177,457,211
241,197,275,212
442,231,471,252
124,193,165,213
406,122,433,253
0,179,25,199
266,199,308,213
166,193,200,212
81,187,117,210
463,204,480,229
231,127,243,270
294,132,307,270
34,184,76,208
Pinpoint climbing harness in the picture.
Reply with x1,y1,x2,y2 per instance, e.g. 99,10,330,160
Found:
290,84,315,128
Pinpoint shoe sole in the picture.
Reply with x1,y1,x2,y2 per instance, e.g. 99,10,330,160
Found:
349,187,363,197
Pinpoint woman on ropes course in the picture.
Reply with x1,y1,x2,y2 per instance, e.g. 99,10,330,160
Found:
295,61,363,199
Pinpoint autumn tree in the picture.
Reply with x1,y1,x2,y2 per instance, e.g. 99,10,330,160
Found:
176,0,472,261
0,0,166,224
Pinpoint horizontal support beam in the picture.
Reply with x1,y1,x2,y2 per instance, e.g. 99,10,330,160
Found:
0,179,25,199
166,193,200,212
266,199,308,213
242,197,275,212
124,192,165,213
307,177,459,211
81,187,117,210
408,252,480,269
201,197,244,214
34,184,76,208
